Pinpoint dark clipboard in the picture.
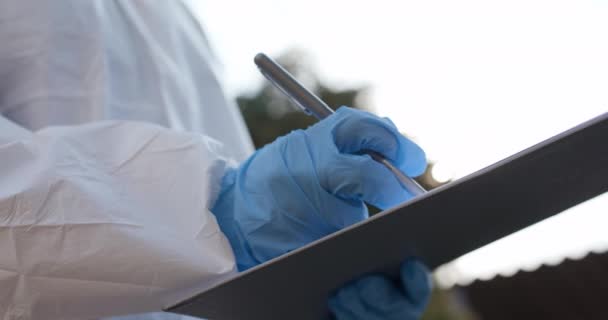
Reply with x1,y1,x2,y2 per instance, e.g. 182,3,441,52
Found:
168,113,608,320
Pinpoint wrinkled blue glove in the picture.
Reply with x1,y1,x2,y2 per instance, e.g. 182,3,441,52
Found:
211,106,430,318
212,106,427,269
329,259,432,320
211,107,426,270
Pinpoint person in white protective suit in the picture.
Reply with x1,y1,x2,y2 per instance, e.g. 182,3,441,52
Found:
0,1,432,320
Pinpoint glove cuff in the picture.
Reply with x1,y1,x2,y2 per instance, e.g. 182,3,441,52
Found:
211,167,260,271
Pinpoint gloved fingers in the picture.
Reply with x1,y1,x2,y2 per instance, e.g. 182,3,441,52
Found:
382,116,396,127
329,273,427,320
328,283,374,320
281,130,370,229
323,152,416,209
355,275,410,316
331,107,427,177
399,259,433,314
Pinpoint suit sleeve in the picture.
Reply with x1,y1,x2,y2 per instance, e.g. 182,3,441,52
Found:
0,119,237,320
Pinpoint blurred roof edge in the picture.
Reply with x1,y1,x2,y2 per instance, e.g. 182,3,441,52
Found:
457,250,608,319
436,246,608,288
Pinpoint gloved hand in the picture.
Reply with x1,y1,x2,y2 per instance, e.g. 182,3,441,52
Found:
329,259,432,320
211,106,427,270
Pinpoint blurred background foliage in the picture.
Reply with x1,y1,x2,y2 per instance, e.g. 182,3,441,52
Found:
236,50,476,320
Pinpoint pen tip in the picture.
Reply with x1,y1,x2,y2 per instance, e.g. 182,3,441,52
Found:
254,53,269,65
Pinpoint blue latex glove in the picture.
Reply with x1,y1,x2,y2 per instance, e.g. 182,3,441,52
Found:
329,259,432,320
212,106,426,270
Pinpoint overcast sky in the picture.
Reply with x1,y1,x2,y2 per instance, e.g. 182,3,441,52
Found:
188,0,608,286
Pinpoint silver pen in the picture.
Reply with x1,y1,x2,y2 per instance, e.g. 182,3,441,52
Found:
254,53,427,197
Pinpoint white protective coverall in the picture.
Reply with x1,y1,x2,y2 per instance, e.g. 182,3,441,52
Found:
0,1,254,319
